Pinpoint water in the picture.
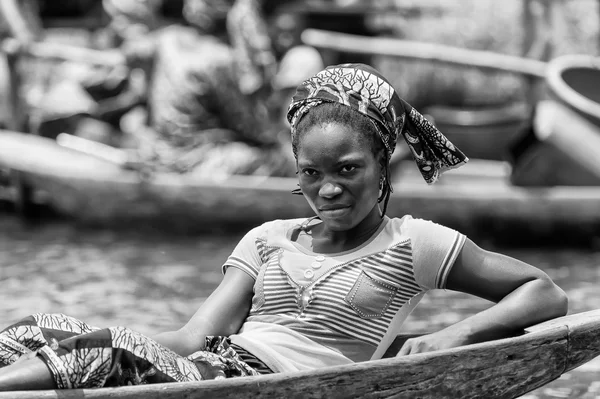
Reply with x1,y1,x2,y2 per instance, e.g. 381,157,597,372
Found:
1,213,599,397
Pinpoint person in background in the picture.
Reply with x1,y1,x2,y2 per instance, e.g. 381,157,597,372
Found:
117,0,301,177
0,63,568,391
30,0,304,177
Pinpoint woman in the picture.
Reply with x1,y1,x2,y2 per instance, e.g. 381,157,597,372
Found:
0,64,568,390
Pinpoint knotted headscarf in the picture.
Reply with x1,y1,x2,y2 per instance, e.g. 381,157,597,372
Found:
287,63,468,185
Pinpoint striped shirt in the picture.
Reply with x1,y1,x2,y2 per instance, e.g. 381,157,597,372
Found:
224,215,466,373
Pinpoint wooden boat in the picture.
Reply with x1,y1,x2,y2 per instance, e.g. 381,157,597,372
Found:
546,54,600,127
509,99,600,187
1,309,599,399
1,128,600,243
300,29,547,78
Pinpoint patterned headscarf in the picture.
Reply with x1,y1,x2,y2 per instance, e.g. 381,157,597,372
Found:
287,63,468,185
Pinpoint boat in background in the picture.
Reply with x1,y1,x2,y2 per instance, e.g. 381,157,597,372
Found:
0,309,599,399
509,55,600,188
1,129,600,245
546,54,600,127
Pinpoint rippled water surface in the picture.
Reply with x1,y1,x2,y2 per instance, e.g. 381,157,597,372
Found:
1,213,599,398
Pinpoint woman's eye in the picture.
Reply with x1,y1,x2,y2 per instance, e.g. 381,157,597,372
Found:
303,169,318,176
341,165,357,173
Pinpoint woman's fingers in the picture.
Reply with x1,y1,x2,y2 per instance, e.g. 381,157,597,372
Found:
397,338,419,357
396,337,438,357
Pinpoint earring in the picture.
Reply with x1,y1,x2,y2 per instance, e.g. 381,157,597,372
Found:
378,176,386,203
292,184,303,195
292,170,302,195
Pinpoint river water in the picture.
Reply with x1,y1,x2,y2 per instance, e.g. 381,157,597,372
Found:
0,211,599,398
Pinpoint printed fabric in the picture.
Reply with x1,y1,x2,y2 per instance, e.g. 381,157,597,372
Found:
0,314,271,389
287,63,469,184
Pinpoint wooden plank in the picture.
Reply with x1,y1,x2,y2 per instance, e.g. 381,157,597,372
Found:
301,29,547,78
526,309,600,372
55,133,129,167
0,0,43,43
567,317,600,373
0,38,125,67
0,325,569,399
280,2,449,16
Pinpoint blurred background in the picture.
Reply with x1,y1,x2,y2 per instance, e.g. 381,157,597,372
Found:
1,1,600,397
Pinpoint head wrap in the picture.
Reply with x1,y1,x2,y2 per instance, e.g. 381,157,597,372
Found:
287,63,468,185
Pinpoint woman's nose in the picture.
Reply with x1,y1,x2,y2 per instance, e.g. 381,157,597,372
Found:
319,181,343,198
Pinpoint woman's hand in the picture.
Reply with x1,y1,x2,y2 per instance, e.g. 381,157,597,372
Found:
152,267,255,357
396,328,469,356
413,238,569,352
12,351,38,365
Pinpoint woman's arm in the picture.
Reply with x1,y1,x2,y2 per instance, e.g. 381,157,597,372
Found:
398,239,568,355
152,267,255,356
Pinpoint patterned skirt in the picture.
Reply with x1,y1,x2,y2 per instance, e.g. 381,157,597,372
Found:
0,313,272,388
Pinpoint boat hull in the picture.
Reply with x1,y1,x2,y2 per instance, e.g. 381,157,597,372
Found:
1,310,599,399
546,54,600,127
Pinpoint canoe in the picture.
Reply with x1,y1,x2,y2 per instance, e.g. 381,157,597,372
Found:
509,100,600,187
1,130,600,244
1,309,599,399
546,54,600,127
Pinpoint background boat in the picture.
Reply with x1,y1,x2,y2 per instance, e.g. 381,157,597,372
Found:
1,129,600,245
546,54,600,127
0,6,599,247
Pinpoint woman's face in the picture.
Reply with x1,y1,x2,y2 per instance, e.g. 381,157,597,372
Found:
296,121,382,232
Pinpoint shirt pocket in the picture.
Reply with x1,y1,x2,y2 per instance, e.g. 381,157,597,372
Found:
344,271,397,319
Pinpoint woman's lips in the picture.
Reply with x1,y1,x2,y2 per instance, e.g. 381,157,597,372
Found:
319,206,351,218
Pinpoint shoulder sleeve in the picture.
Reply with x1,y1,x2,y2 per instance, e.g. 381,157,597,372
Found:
404,216,466,290
221,223,268,280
